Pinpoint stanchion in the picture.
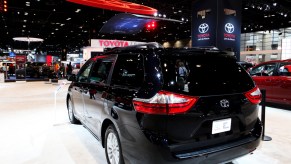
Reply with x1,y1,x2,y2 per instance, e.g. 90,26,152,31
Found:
260,89,272,141
53,80,67,126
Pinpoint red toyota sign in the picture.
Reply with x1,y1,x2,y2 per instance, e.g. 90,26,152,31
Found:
91,39,145,48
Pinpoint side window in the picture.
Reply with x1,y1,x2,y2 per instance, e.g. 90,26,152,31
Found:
111,54,144,87
278,63,291,76
89,58,114,83
250,65,264,76
77,60,94,83
250,64,276,76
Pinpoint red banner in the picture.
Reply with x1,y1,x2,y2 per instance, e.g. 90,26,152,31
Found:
46,55,52,66
15,55,26,64
67,0,157,15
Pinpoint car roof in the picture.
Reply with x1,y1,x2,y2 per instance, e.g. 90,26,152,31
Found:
255,59,291,66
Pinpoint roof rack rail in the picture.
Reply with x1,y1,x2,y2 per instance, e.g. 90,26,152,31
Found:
191,46,220,51
104,42,163,53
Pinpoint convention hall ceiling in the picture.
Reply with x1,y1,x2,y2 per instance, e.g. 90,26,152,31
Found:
0,0,291,52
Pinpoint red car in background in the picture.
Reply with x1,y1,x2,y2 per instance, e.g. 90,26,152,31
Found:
249,59,291,105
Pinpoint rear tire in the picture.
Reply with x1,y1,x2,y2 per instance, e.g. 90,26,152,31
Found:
105,125,124,164
67,97,79,124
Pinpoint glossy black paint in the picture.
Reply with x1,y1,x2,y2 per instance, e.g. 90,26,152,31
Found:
67,45,262,164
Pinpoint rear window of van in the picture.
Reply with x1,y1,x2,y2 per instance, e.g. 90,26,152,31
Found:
160,52,255,96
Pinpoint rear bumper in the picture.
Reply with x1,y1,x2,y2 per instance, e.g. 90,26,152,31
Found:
174,135,258,159
118,119,262,164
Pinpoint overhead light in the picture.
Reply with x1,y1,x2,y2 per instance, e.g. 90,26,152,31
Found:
55,28,59,31
244,7,248,10
24,20,27,22
66,18,71,20
153,12,158,17
273,3,277,6
23,25,26,28
284,14,287,17
75,9,81,13
51,32,54,34
24,12,28,15
163,14,166,18
60,24,65,26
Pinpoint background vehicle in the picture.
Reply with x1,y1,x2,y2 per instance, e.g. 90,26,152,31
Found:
249,59,291,106
67,44,262,164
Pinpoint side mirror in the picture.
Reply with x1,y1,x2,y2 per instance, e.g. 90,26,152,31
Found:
68,74,76,81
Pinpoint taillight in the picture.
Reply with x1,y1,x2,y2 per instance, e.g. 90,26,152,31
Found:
133,90,199,115
244,86,262,104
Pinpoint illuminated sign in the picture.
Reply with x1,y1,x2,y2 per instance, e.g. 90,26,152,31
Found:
91,39,145,48
99,40,129,47
197,23,210,41
15,55,26,64
224,23,236,41
224,23,234,33
198,23,209,33
67,0,157,15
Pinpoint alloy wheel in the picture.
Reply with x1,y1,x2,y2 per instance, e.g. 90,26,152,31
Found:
106,132,120,164
68,99,74,121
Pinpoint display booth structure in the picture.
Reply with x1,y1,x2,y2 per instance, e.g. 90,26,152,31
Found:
82,39,146,61
192,0,242,60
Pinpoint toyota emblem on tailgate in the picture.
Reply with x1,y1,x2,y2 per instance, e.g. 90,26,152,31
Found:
220,99,230,108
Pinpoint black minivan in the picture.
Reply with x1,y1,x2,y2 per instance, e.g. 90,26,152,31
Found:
67,43,262,164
